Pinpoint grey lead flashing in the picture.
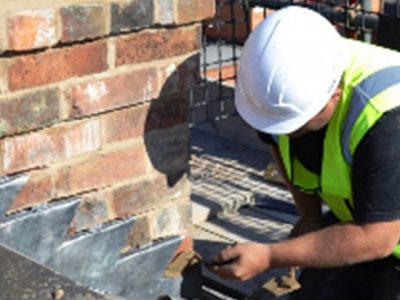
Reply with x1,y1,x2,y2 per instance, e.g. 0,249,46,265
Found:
0,175,197,299
104,235,201,300
0,198,80,265
51,217,136,293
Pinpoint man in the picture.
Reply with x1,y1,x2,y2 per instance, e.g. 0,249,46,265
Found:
208,6,400,299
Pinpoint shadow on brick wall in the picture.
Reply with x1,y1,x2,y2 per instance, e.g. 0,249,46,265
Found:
143,54,202,298
144,54,200,188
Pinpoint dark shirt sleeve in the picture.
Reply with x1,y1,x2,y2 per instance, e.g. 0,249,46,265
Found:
352,108,400,223
257,131,277,145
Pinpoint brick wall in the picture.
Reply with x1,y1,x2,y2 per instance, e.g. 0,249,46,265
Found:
0,0,214,251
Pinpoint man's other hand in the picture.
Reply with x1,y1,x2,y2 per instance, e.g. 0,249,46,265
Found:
206,242,270,280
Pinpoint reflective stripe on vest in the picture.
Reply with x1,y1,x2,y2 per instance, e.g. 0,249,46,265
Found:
341,66,400,164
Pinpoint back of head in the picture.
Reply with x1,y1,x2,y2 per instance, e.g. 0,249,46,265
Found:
235,6,348,135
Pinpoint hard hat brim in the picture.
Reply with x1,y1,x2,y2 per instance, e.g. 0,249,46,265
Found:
234,76,339,135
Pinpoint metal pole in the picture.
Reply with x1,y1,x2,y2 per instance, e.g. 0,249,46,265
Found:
362,0,373,42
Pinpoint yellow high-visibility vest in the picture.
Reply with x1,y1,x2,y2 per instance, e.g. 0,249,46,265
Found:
278,39,400,258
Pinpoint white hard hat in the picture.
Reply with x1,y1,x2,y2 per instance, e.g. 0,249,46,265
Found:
235,6,349,135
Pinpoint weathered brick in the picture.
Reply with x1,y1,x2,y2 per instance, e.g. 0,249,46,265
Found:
0,20,6,54
116,25,201,66
2,119,101,174
176,0,215,24
159,54,200,95
69,192,111,233
102,104,148,144
126,215,152,249
145,96,189,132
8,8,58,51
110,174,186,218
9,170,53,212
111,0,154,34
0,59,8,94
0,89,60,138
152,202,191,239
55,144,147,197
102,95,187,144
60,3,106,43
144,124,190,178
66,68,158,118
111,178,158,218
9,41,108,91
156,0,174,24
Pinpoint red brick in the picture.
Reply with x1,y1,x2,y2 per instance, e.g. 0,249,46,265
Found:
55,144,147,197
145,96,188,132
156,0,174,24
110,174,187,218
176,0,215,24
102,104,148,144
145,125,190,177
9,171,53,212
66,68,158,118
60,4,106,43
126,215,152,249
0,60,8,94
1,119,101,174
111,0,154,33
116,25,201,66
152,203,190,239
0,28,6,55
159,54,200,94
9,41,108,91
0,89,60,138
110,178,160,218
102,95,187,144
8,8,58,51
69,192,111,233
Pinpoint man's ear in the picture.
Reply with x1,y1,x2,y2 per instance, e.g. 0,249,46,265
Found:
331,86,343,106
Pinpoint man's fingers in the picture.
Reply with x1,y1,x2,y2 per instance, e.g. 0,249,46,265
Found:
212,260,253,281
212,261,241,280
214,264,235,280
209,244,245,280
206,242,269,281
219,244,240,261
205,244,239,266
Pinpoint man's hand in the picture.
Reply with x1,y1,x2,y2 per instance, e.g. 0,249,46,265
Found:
206,242,271,280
